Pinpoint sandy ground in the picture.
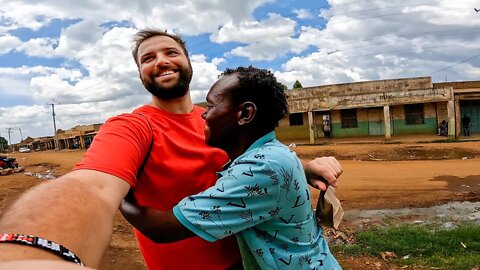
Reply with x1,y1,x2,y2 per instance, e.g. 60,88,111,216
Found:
0,140,479,270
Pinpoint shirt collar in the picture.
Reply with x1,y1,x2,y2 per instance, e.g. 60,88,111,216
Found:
245,131,276,153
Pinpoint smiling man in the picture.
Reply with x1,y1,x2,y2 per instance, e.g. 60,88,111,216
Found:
121,66,342,269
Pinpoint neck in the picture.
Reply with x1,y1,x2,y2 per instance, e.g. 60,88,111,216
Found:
226,128,271,161
150,92,194,114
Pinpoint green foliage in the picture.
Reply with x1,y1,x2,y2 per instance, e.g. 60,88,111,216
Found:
292,80,303,89
333,222,480,269
0,136,7,150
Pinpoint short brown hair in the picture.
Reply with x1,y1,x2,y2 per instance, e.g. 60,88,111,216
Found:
131,29,190,68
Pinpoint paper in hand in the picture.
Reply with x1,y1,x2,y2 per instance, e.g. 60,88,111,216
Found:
315,186,344,229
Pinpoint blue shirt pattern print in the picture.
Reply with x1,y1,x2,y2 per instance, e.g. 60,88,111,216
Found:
174,131,342,270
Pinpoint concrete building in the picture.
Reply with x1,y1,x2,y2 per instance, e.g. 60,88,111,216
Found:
55,124,102,150
276,77,479,143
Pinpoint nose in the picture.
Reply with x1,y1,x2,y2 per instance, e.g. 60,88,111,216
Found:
155,53,171,68
201,110,207,120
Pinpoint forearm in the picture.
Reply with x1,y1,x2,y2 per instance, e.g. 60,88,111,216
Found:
121,203,193,243
0,171,128,267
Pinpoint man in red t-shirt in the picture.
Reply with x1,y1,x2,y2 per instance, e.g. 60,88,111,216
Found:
0,29,342,269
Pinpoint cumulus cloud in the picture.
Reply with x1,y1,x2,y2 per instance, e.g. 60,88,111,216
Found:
213,13,309,61
275,0,480,88
294,9,314,19
0,35,22,55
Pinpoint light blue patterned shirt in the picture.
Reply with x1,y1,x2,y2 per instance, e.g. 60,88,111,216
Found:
174,131,342,269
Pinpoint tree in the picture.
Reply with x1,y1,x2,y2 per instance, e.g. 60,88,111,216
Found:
0,136,7,152
293,80,303,89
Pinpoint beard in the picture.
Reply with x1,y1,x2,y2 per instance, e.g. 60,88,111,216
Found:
142,65,193,100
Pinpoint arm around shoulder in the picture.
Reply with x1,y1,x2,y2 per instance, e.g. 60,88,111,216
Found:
0,169,130,268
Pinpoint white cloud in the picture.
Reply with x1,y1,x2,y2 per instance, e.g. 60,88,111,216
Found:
17,38,57,57
275,0,480,88
0,0,272,35
294,9,314,20
190,54,224,103
213,13,309,61
0,35,22,54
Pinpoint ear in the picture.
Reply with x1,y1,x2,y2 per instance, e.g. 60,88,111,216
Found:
237,101,256,126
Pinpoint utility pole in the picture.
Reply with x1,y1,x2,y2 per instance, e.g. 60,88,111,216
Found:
47,99,59,150
6,128,13,151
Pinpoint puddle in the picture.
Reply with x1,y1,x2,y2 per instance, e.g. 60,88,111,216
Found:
343,201,480,230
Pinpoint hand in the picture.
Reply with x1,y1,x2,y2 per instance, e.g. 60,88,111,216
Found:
119,190,146,228
119,190,194,243
303,157,342,191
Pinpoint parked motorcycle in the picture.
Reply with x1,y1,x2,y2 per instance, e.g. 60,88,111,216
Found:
0,156,19,169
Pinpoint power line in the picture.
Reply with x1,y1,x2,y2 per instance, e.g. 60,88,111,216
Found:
428,53,480,75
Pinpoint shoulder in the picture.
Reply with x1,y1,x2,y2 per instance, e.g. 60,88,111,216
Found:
257,140,299,165
103,109,152,132
230,141,301,178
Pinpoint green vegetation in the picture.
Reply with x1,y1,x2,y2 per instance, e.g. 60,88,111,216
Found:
292,80,303,89
333,223,480,269
0,136,7,151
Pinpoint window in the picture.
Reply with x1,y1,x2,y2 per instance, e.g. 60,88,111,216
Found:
341,109,358,128
289,113,304,126
404,104,424,125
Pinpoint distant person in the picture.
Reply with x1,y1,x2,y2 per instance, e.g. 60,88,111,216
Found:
0,29,342,269
121,66,342,269
462,114,471,136
438,120,448,136
323,117,332,138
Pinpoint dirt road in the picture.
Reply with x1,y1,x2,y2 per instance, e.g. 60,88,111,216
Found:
0,141,479,269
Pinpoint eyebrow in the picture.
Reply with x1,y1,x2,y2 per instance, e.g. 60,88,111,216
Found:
140,46,181,56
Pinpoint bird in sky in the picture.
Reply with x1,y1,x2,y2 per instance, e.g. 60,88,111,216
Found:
474,8,479,12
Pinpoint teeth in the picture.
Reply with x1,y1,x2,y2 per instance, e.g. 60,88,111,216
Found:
160,71,174,76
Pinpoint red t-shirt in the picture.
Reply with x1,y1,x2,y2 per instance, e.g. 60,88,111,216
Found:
74,105,241,270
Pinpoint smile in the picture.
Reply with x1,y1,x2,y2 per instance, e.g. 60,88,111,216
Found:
154,69,177,78
159,70,175,77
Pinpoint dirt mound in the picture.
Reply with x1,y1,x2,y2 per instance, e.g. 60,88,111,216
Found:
298,145,480,161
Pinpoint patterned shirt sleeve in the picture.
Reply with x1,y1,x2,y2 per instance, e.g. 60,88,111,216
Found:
173,156,281,242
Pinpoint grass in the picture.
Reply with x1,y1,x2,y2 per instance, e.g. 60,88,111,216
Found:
332,222,480,269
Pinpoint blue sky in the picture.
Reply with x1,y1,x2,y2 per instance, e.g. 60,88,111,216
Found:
0,0,479,143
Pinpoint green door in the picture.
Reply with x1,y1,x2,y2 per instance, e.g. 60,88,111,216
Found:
368,108,384,135
461,100,480,133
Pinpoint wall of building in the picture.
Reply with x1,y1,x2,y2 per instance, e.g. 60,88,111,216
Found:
277,77,479,141
330,109,370,137
276,124,310,141
436,101,449,123
276,114,310,141
391,103,437,134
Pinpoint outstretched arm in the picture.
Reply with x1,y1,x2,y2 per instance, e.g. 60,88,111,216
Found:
119,195,194,243
302,156,342,190
0,169,130,268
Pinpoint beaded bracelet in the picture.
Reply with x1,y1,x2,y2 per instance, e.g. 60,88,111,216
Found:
0,233,85,266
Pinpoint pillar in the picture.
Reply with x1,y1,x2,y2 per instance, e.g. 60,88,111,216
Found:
454,98,461,140
447,99,455,139
383,105,391,140
308,111,314,144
